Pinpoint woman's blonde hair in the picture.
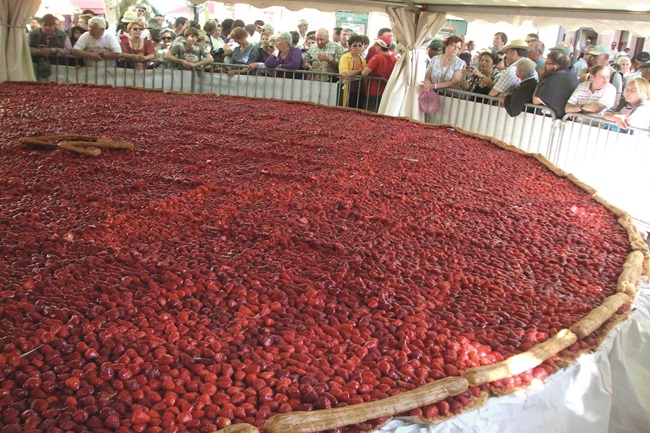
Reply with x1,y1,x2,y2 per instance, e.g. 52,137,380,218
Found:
127,21,144,32
228,27,248,41
629,77,650,101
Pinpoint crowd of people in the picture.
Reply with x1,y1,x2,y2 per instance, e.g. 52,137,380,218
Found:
26,7,650,126
27,5,398,112
422,31,650,129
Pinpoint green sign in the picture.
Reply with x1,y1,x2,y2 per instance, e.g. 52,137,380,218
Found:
335,11,369,35
437,19,468,37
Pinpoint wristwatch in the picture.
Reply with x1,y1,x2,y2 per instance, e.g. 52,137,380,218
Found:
99,52,105,59
579,104,584,111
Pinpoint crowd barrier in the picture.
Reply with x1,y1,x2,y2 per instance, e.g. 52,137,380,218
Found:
44,57,388,109
36,57,649,230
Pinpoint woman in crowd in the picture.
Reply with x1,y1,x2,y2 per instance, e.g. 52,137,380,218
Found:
248,31,275,75
156,29,175,63
120,21,156,70
617,56,633,83
421,35,465,92
460,50,499,95
603,77,650,130
362,36,397,112
264,32,303,78
164,27,213,70
532,47,579,118
339,34,367,108
224,27,258,76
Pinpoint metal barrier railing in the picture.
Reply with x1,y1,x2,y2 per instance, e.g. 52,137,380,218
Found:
555,114,650,231
39,55,387,110
428,88,559,160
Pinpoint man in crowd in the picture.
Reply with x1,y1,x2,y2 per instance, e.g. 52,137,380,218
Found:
573,45,594,76
339,28,353,51
28,14,71,80
332,27,342,44
490,32,507,53
527,40,545,75
425,39,443,68
297,19,309,48
489,39,534,97
565,64,616,117
588,45,623,104
626,51,650,83
502,58,538,116
155,14,165,29
365,27,393,62
306,28,344,80
71,16,122,68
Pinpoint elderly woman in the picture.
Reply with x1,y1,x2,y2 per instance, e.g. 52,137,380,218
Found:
120,21,155,69
264,32,303,78
603,77,650,130
421,35,465,92
224,27,258,76
460,50,499,95
338,34,367,108
156,29,175,64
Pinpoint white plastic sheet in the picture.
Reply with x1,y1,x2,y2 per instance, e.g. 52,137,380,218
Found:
376,282,650,433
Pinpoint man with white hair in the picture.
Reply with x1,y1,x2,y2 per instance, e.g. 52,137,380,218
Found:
71,16,122,67
502,58,538,116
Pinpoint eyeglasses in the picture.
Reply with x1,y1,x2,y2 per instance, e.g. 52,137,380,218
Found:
132,28,143,31
162,36,173,40
351,43,363,48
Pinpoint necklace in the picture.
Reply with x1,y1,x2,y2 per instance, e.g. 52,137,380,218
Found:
131,37,142,52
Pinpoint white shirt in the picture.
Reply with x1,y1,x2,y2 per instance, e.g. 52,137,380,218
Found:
73,30,122,67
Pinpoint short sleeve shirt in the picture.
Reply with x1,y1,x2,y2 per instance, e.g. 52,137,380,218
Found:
170,42,210,64
567,81,617,116
427,55,465,87
73,30,122,67
307,41,344,74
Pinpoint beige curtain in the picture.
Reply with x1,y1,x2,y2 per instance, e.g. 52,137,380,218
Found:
0,0,40,82
379,8,447,121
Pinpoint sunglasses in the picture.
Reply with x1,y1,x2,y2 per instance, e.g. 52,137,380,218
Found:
351,43,363,48
132,28,143,31
161,36,173,40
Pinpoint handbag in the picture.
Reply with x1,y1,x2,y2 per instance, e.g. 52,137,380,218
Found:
419,89,441,114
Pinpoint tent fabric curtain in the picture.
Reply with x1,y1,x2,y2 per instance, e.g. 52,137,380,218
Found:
378,8,447,121
0,0,40,82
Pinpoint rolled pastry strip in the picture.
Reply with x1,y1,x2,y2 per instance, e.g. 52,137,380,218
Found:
58,141,101,156
462,329,577,386
264,377,468,433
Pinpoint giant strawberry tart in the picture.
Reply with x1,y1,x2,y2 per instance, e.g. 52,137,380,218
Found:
0,83,647,433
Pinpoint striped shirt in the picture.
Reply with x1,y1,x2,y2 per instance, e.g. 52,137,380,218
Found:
567,81,617,116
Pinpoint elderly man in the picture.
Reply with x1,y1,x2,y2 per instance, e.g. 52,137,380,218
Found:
502,58,538,117
489,39,536,97
565,64,616,117
306,28,343,80
71,16,122,68
28,13,72,80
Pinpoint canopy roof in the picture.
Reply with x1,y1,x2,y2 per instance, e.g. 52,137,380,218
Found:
185,0,650,36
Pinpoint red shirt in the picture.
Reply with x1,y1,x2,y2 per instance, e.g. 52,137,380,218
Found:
365,53,397,95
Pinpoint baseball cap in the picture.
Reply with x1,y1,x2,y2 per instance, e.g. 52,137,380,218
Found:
588,45,608,55
260,23,274,33
636,51,650,62
376,35,392,48
428,39,443,51
549,44,571,56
